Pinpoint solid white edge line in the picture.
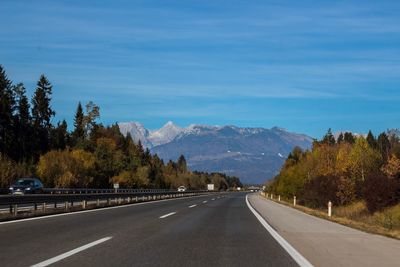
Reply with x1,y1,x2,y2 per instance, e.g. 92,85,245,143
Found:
245,194,313,267
31,236,112,267
159,212,176,219
188,204,197,208
0,194,214,226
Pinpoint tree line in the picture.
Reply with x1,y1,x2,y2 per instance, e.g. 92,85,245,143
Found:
267,128,400,213
0,65,242,190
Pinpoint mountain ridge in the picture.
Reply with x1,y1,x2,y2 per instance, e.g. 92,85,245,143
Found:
118,121,313,184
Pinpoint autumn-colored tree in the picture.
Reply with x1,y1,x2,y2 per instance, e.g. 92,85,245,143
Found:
381,155,400,179
111,169,149,188
37,149,95,188
0,153,31,188
93,138,125,188
349,137,382,182
335,142,352,174
312,144,337,177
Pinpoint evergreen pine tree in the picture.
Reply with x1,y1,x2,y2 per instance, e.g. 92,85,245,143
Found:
377,132,391,161
0,65,16,159
177,155,187,173
344,132,355,144
366,130,377,149
322,128,336,145
14,83,31,161
72,102,85,145
337,132,344,144
51,120,69,150
31,74,55,156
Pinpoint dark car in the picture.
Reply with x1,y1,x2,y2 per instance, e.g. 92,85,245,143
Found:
9,178,44,195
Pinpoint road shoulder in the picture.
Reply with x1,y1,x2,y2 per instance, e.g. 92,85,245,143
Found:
248,193,400,267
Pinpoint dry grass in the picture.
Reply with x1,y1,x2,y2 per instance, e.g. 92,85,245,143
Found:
261,194,400,240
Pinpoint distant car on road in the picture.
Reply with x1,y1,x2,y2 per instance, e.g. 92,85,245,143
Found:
177,186,187,192
9,178,44,195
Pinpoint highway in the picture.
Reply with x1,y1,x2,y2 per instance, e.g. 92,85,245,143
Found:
0,193,297,267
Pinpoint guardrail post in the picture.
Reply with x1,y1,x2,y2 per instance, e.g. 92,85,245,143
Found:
328,201,332,217
54,202,57,208
42,202,46,212
65,201,68,211
107,198,110,206
135,196,138,202
34,203,37,210
13,204,17,216
293,196,296,206
82,200,86,209
97,199,100,207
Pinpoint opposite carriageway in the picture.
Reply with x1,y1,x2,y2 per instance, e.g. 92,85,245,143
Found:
0,189,214,219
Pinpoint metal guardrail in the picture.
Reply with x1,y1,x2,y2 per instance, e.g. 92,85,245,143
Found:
0,190,213,217
0,188,193,195
42,188,178,194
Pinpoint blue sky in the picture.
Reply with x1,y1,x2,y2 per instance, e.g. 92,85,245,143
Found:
1,0,400,138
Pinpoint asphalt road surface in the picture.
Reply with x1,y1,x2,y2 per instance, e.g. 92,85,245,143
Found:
0,193,297,267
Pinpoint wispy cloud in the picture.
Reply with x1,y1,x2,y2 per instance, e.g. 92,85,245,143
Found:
1,0,400,136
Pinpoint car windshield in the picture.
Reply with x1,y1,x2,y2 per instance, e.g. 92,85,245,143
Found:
15,179,34,186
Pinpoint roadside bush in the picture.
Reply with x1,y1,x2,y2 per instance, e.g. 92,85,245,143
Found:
37,149,95,188
364,171,399,213
0,153,31,188
303,175,339,208
111,169,149,188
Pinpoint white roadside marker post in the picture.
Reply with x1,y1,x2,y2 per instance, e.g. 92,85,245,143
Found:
271,194,273,200
293,196,296,206
278,195,281,201
328,201,332,217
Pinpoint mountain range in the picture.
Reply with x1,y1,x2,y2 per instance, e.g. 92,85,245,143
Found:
118,122,313,184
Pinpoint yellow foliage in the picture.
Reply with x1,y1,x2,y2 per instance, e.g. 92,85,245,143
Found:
96,137,116,151
349,137,382,181
381,155,400,178
37,150,95,188
111,167,150,188
335,143,352,174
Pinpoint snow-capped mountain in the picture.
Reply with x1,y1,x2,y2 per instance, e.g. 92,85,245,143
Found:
118,121,184,148
148,121,184,146
118,122,152,148
118,122,313,184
